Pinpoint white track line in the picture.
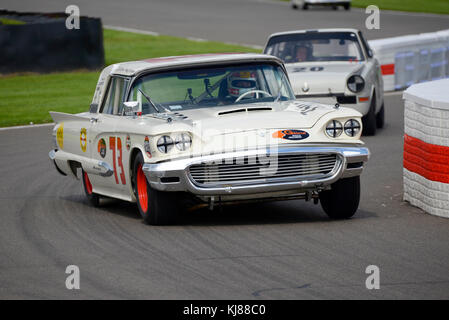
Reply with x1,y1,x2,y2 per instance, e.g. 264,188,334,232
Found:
0,123,54,131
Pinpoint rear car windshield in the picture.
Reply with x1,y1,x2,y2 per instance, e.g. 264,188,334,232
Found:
264,32,365,63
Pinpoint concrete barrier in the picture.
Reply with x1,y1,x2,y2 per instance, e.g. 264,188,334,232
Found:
0,10,104,74
369,29,449,91
403,78,449,218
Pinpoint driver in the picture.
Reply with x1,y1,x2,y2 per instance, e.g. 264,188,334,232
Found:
294,43,312,62
227,71,258,100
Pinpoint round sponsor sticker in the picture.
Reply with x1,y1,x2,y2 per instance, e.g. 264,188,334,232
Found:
80,128,87,152
97,138,106,158
272,129,309,141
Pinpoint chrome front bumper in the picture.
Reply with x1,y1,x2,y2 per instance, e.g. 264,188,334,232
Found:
142,144,369,196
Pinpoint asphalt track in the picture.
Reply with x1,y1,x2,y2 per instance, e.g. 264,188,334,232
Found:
1,0,449,299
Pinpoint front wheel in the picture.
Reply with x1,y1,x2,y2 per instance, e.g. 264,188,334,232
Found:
133,153,179,225
319,176,360,219
82,169,100,207
344,3,351,10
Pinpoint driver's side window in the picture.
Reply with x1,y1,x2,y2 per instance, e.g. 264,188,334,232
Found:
100,76,128,115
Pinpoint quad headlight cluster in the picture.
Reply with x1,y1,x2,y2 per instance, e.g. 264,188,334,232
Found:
326,119,361,138
157,133,192,153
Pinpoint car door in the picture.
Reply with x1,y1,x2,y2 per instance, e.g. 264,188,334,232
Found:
88,75,131,199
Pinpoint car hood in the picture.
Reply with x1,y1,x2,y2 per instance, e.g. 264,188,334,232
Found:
286,62,364,95
141,100,336,135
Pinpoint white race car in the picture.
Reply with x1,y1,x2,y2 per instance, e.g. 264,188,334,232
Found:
264,29,385,136
291,0,351,10
49,53,369,225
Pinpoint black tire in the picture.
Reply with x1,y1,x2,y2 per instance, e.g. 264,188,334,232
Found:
344,3,350,10
319,176,360,219
362,96,377,136
132,153,179,225
302,3,309,10
82,169,100,207
332,5,338,10
376,102,385,129
292,4,298,10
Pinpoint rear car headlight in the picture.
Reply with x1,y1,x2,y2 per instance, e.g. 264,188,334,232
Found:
344,119,361,137
326,120,343,138
157,135,174,153
347,75,365,93
175,133,192,151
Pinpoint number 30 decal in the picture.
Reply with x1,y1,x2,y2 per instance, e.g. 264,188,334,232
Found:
109,137,126,185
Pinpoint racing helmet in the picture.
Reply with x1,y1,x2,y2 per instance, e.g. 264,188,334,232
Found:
227,71,258,99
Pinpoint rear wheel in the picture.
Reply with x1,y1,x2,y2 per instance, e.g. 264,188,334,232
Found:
362,96,377,136
319,176,360,219
291,4,298,10
376,102,385,129
302,3,309,10
344,3,351,10
133,153,179,225
82,169,100,207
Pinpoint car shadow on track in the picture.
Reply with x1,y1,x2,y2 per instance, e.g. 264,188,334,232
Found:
177,201,376,226
62,195,376,226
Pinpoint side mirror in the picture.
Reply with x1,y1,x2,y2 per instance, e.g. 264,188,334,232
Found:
123,101,142,116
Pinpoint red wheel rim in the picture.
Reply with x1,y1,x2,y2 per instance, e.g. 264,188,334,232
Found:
83,171,93,195
137,164,148,213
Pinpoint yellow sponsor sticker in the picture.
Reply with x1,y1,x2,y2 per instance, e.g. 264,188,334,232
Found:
80,128,87,152
56,123,64,149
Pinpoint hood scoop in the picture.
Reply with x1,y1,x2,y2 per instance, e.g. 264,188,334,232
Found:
218,107,272,116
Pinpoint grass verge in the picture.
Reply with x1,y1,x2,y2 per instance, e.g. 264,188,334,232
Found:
352,0,449,15
0,28,259,127
0,18,26,25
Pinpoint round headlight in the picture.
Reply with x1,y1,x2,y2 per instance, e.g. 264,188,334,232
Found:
326,120,343,138
344,119,361,137
175,133,192,151
157,135,174,153
347,75,365,93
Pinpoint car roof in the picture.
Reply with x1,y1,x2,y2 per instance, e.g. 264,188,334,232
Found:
109,53,283,77
267,28,361,39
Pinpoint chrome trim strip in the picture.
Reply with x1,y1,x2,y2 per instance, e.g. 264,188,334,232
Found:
98,161,114,177
48,149,56,160
142,145,369,195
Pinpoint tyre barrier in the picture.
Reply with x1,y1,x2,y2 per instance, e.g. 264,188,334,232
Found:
369,29,449,92
403,78,449,218
0,10,104,74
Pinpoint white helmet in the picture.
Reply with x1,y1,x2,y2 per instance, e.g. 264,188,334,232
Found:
227,71,257,99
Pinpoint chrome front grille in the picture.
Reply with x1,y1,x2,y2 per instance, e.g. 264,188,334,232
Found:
188,153,339,186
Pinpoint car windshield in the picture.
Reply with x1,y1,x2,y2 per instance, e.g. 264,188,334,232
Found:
128,63,295,114
264,32,364,63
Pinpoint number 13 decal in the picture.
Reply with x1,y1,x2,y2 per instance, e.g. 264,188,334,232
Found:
109,137,126,185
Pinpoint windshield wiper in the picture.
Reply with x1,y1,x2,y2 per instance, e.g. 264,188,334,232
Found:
138,88,171,113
